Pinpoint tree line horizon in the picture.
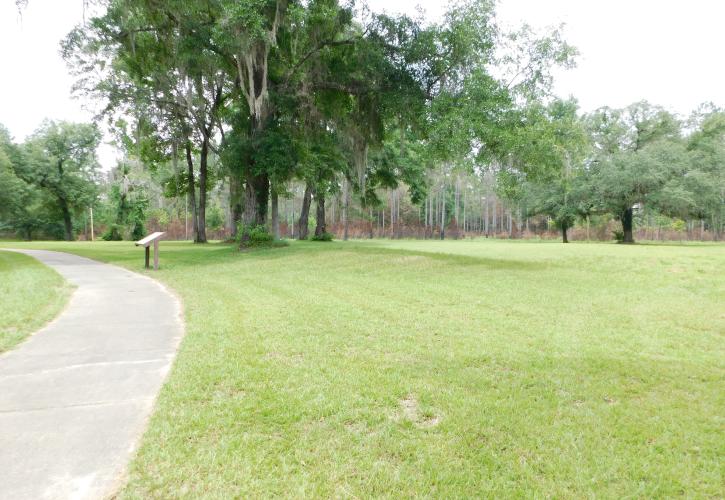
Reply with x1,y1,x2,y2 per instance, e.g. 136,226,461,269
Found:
1,0,723,245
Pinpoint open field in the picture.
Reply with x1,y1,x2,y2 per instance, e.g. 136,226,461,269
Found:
3,239,724,497
0,250,72,353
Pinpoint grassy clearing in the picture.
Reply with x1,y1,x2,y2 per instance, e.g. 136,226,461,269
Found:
0,250,72,353
3,239,724,497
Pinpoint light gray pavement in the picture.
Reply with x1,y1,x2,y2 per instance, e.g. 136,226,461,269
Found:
0,250,184,499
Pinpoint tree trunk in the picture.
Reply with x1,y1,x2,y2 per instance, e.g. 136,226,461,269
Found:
315,190,326,237
298,183,312,240
256,173,270,225
440,190,446,240
561,223,569,243
454,178,460,229
60,199,73,241
484,199,489,234
463,189,467,233
369,207,374,239
390,190,395,238
185,142,198,240
621,207,634,243
291,195,296,238
196,137,209,243
343,178,350,241
242,172,269,228
229,168,243,238
271,189,280,239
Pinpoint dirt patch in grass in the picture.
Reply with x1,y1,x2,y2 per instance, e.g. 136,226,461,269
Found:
398,394,441,429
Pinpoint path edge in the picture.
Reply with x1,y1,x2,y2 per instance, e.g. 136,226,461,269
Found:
1,248,187,498
0,249,78,358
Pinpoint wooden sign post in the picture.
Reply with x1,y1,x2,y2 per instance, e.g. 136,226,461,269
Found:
135,232,166,270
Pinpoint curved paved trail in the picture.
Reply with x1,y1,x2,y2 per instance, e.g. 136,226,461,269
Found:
0,250,183,500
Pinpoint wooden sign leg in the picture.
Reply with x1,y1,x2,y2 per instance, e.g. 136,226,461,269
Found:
145,246,150,269
153,240,159,270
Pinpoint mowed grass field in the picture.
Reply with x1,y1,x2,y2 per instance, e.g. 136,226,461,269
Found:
3,239,723,497
0,250,72,353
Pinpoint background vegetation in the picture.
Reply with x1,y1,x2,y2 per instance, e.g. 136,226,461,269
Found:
1,0,721,245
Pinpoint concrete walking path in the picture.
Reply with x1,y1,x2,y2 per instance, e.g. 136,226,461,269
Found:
0,250,184,499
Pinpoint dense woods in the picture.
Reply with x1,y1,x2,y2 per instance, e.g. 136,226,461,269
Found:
1,0,722,244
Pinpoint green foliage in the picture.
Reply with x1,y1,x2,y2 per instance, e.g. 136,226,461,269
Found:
310,231,333,242
150,208,170,227
671,218,686,232
102,224,124,241
101,165,150,241
580,102,706,242
206,204,225,232
236,224,287,248
129,197,148,240
0,121,100,240
36,0,725,244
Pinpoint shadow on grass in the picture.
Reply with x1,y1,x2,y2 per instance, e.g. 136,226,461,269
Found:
238,240,552,271
3,239,552,273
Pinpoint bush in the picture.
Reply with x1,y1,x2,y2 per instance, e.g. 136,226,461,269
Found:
206,204,225,232
671,219,686,232
310,231,333,242
131,220,146,241
237,224,287,249
102,224,124,241
612,230,624,242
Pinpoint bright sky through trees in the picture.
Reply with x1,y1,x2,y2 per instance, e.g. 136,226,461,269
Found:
0,0,723,169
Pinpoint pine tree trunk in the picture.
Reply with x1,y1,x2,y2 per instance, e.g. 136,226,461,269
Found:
463,189,467,233
298,184,312,240
440,189,446,240
484,199,489,234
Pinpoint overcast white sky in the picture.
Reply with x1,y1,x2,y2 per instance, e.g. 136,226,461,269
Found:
1,0,724,168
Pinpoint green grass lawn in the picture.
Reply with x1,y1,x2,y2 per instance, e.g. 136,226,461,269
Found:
3,239,724,497
0,250,72,353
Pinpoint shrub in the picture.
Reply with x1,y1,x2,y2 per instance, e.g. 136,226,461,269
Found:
131,220,146,241
671,219,686,232
206,204,225,231
237,224,287,249
102,224,123,241
310,231,333,242
613,230,624,242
